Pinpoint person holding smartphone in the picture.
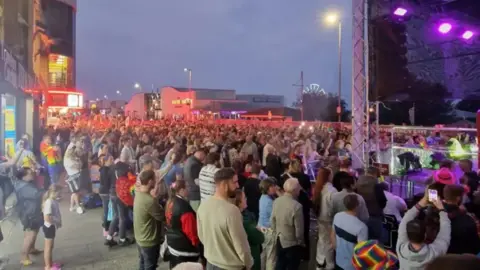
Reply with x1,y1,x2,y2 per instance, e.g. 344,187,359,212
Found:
396,186,451,269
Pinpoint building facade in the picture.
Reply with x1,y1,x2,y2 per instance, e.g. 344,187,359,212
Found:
0,0,38,156
86,99,128,116
124,86,287,119
31,0,80,123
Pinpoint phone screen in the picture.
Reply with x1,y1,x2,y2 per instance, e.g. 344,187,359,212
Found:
428,189,438,202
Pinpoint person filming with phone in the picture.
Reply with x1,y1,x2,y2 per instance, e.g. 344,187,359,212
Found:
396,186,451,269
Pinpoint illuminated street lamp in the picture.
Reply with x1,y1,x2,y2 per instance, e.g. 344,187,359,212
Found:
324,12,343,122
184,68,193,119
183,68,192,91
104,95,108,99
134,83,142,91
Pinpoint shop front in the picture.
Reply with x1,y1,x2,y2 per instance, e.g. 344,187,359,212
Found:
0,43,37,156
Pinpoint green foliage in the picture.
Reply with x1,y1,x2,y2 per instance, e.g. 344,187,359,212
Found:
293,90,350,122
379,77,457,126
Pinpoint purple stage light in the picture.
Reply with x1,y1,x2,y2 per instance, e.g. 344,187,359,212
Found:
393,7,407,16
462,30,473,40
438,23,452,34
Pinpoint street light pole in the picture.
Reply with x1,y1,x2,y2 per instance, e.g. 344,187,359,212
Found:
337,20,343,122
184,68,193,119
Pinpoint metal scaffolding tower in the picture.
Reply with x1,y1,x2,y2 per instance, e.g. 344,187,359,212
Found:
351,0,370,169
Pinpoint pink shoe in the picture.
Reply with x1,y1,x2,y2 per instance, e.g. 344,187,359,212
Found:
103,231,108,237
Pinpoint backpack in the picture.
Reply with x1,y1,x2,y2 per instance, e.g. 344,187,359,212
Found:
82,193,102,209
116,171,136,207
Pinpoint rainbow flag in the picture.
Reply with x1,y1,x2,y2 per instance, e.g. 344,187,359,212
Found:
40,141,62,167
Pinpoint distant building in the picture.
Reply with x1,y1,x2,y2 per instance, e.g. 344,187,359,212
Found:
124,86,287,119
86,99,127,115
236,94,284,108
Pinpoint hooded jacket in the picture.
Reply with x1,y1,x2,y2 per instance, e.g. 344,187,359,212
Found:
396,206,451,270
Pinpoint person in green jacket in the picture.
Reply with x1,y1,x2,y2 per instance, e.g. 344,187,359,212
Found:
234,189,265,270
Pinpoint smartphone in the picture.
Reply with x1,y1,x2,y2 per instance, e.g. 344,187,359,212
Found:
428,189,438,202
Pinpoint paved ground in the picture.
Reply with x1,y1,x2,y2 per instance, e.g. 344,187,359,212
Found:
0,198,164,270
0,190,319,270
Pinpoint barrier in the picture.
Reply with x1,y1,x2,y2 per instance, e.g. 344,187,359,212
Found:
389,126,477,174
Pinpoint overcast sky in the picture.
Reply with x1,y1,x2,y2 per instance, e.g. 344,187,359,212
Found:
76,0,352,105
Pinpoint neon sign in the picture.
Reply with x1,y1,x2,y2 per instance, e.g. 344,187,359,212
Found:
172,98,192,105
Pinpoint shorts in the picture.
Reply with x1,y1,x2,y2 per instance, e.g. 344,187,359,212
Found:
42,224,56,239
66,173,81,193
23,217,43,231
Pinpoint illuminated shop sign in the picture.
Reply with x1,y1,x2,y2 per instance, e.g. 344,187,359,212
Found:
172,98,192,105
45,90,83,108
67,94,83,107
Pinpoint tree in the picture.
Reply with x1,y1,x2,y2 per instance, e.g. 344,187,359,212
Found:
379,79,457,126
293,89,350,122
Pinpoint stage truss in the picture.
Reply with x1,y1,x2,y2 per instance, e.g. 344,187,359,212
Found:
351,0,370,169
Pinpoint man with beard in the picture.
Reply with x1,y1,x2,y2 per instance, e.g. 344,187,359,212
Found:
197,168,253,270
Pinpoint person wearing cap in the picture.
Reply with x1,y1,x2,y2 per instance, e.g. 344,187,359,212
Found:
352,240,398,270
428,168,456,200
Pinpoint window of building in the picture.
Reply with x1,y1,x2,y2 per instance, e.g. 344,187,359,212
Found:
48,54,73,87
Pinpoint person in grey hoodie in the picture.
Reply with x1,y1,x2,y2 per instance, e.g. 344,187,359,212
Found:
396,190,451,270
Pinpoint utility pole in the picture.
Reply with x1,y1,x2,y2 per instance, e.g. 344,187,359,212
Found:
300,71,304,121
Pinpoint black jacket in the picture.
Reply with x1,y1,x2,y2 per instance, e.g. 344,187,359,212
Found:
165,196,198,253
445,203,480,255
243,177,262,222
99,166,113,195
183,156,203,201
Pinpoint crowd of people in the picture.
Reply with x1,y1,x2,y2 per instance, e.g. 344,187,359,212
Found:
1,118,480,270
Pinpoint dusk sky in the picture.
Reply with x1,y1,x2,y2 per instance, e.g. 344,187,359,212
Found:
76,0,352,105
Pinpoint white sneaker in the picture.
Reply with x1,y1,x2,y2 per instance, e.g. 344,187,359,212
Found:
76,207,84,214
69,206,76,212
0,257,9,270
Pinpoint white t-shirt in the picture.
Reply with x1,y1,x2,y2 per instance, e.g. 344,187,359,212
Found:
43,198,62,228
199,164,219,202
383,190,407,222
63,143,82,176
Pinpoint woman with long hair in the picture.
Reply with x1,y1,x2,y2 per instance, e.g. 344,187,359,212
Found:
312,168,337,270
165,180,200,269
42,185,62,270
15,168,44,266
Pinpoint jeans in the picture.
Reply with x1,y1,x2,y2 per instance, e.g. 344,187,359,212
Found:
138,244,160,270
0,176,14,219
261,229,276,270
169,255,199,269
48,168,60,186
100,194,110,231
108,196,128,239
367,216,386,244
275,238,301,270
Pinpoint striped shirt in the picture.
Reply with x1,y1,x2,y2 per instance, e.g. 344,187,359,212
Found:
199,165,219,202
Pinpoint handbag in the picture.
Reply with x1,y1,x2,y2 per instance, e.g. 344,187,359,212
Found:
107,200,113,221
